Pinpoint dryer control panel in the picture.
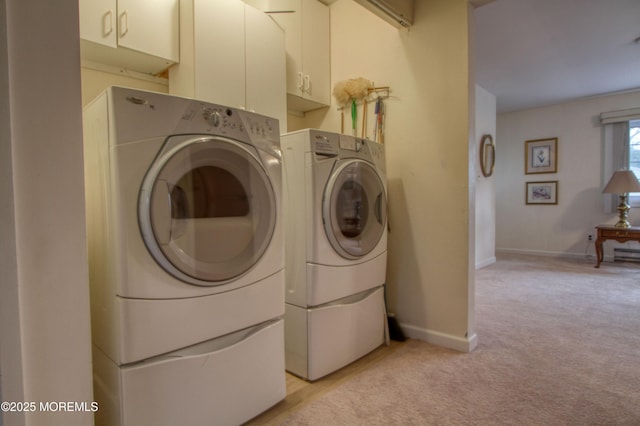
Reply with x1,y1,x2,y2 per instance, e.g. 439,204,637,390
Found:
109,86,280,151
198,105,279,145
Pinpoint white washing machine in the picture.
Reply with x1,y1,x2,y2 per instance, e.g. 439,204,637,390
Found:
281,129,388,381
83,86,285,426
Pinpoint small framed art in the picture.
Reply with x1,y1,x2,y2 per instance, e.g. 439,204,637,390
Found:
525,137,557,174
526,181,558,205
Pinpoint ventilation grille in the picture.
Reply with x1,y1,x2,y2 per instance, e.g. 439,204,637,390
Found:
613,248,640,263
354,0,413,28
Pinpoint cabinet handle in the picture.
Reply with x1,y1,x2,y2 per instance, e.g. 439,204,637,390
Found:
297,72,304,91
119,11,128,37
102,10,113,37
303,74,311,93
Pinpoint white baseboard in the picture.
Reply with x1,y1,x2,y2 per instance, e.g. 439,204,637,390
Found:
495,248,599,260
399,323,478,353
475,256,496,269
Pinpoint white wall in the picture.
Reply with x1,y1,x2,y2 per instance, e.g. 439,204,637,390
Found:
496,90,640,258
299,0,476,352
475,85,496,268
0,1,94,425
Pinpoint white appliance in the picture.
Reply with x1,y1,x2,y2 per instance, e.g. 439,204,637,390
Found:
83,86,285,426
281,129,388,381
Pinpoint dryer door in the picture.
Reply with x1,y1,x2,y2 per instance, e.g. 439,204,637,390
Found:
323,159,387,260
139,135,276,286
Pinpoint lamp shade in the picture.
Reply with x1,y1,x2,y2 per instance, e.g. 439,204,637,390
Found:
602,170,640,194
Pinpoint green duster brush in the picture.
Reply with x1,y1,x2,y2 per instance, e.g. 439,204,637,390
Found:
351,99,357,136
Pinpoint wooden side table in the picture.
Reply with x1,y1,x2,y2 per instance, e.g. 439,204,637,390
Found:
594,225,640,268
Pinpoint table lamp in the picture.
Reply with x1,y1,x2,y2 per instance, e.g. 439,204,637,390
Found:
602,170,640,228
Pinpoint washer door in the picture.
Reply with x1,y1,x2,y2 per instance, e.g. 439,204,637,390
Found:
139,136,276,286
323,159,387,260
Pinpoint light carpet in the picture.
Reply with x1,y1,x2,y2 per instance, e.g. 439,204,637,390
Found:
269,254,640,425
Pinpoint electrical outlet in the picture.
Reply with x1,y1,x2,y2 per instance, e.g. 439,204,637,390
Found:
588,235,593,241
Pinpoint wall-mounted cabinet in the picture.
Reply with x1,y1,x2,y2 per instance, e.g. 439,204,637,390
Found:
169,0,286,128
79,0,179,75
267,0,331,113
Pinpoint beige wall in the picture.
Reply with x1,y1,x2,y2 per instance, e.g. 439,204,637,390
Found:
496,90,640,258
80,65,168,107
297,0,476,351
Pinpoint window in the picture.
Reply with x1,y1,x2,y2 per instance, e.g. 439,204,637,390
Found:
629,119,640,206
600,109,640,211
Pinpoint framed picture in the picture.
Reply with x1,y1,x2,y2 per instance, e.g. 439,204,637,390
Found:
526,181,558,205
525,137,557,174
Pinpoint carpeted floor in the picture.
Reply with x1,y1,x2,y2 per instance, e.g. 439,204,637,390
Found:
263,254,640,425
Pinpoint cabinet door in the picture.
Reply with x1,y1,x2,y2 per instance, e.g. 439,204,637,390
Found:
193,0,246,108
301,0,330,105
117,0,179,62
268,0,302,97
79,0,117,48
245,5,286,126
267,0,330,109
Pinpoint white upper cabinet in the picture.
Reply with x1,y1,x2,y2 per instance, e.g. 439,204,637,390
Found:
170,0,286,129
79,0,118,48
267,0,330,112
245,5,287,123
192,0,246,109
116,0,179,62
79,0,179,74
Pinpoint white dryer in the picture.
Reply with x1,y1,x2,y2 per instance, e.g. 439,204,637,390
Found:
281,129,388,381
83,86,285,426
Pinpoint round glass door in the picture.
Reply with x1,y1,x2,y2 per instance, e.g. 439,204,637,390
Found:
323,159,387,259
139,136,276,286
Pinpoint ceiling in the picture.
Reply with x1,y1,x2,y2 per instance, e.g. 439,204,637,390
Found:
474,0,640,113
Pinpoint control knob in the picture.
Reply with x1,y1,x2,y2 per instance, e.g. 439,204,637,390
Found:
205,110,221,127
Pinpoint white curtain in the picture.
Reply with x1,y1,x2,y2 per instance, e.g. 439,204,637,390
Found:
601,108,639,212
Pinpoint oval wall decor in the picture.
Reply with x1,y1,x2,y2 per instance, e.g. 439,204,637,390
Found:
480,134,495,177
